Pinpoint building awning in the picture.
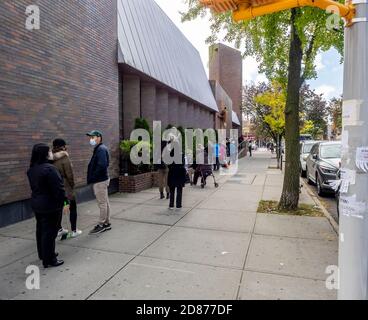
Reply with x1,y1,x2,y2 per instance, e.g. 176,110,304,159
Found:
232,111,241,126
117,0,218,112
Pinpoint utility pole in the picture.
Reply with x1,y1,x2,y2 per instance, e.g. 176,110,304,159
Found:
338,0,368,299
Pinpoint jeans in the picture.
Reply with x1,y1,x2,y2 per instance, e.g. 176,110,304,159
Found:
214,157,220,171
35,210,60,264
169,186,183,208
93,179,111,225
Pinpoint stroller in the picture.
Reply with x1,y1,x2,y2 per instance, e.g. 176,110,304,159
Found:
195,163,219,189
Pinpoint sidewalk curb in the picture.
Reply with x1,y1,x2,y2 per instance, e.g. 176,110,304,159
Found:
303,182,339,235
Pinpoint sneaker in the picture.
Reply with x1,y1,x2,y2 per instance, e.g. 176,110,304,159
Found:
57,228,69,240
89,224,105,235
70,230,83,238
168,207,174,210
57,228,68,237
176,206,182,210
103,223,112,231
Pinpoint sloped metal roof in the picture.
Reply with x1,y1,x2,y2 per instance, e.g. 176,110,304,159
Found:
232,111,241,126
117,0,218,112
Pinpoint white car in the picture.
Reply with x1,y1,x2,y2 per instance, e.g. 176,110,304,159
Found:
300,140,318,177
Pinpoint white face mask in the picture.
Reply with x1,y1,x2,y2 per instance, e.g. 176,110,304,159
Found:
47,151,54,161
90,138,97,146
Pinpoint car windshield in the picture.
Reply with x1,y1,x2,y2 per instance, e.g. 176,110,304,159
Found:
320,144,341,159
303,144,314,154
300,135,312,141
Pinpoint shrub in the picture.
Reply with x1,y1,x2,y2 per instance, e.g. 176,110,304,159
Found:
120,140,153,175
134,118,150,132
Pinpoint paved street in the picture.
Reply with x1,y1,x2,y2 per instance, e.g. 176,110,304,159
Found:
301,179,339,224
0,152,338,300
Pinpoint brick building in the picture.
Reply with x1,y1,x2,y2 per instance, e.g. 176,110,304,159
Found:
0,0,232,227
0,0,120,226
209,43,243,133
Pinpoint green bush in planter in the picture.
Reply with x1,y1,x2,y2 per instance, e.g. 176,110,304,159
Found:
120,140,153,175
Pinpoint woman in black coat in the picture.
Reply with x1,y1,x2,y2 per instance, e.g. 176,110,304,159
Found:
27,144,65,268
167,142,186,210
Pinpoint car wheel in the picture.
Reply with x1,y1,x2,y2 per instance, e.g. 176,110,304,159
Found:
336,193,340,218
317,175,325,197
306,167,313,185
301,167,306,178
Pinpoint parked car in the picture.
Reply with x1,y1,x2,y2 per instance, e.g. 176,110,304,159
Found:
335,169,341,219
300,140,318,177
305,141,342,196
300,134,313,141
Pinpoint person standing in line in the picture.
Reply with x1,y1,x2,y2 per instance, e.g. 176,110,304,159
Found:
186,151,196,186
219,140,227,168
156,140,170,200
167,141,186,210
52,138,82,238
230,140,237,164
248,140,253,157
86,130,112,235
226,138,231,164
213,141,220,171
27,144,65,268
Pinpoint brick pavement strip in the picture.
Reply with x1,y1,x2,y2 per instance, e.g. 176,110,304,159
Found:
0,152,338,300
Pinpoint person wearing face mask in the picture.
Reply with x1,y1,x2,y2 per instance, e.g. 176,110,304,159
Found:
86,130,111,235
52,139,82,239
27,143,65,268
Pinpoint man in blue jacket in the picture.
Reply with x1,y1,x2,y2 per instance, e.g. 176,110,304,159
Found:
86,130,111,235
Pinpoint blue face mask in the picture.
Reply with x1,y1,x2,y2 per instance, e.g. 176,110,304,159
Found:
90,139,97,147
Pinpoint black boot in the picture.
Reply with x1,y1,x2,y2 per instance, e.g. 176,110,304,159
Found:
43,259,64,269
160,192,165,199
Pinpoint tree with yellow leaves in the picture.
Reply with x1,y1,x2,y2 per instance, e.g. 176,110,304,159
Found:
255,82,286,168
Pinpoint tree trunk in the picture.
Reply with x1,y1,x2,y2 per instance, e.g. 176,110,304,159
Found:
277,135,282,169
274,135,281,169
279,9,303,210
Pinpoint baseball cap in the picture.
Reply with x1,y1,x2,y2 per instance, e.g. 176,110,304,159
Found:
86,130,103,137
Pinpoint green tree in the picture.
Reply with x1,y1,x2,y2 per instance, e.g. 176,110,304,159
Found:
243,83,283,153
182,1,343,210
328,96,343,139
299,84,328,139
300,120,315,135
254,82,286,168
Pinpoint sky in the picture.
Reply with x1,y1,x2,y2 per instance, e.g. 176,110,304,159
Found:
153,0,344,101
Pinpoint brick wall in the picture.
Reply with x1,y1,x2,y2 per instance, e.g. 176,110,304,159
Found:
119,172,158,193
0,0,119,206
209,43,242,129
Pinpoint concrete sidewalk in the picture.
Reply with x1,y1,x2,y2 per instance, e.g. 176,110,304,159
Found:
0,152,338,300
